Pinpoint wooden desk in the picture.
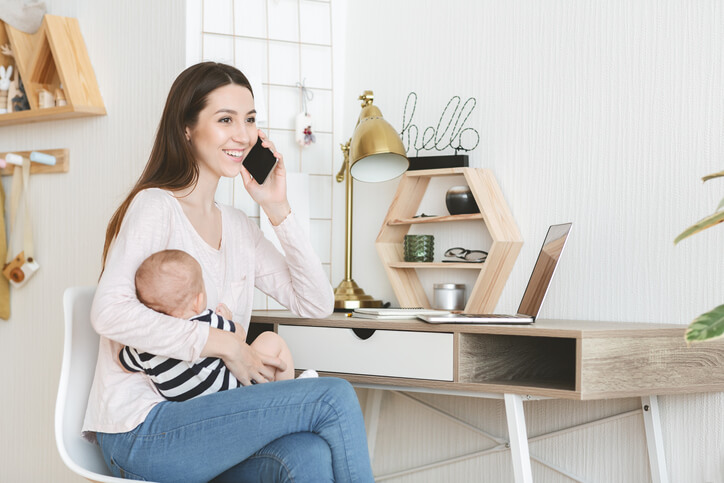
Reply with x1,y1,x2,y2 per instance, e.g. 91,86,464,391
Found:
251,312,724,482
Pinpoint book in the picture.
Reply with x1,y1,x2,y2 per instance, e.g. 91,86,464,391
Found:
351,308,451,320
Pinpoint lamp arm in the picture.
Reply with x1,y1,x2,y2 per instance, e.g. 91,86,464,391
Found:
335,163,346,183
336,140,351,183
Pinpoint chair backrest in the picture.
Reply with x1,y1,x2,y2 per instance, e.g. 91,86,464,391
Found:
55,287,131,483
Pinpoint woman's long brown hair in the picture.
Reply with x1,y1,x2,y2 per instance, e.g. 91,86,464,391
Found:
101,62,253,273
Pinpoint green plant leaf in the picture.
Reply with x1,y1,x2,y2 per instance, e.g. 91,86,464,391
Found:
685,304,724,343
674,210,724,244
717,196,724,212
702,170,724,182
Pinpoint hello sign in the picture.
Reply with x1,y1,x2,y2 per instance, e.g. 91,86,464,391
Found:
399,92,480,157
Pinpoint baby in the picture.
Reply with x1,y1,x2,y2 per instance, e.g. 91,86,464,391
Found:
119,249,305,402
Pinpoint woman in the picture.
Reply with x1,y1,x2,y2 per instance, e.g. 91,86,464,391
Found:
83,62,375,482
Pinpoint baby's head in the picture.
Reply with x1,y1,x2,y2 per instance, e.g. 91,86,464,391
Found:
135,249,206,318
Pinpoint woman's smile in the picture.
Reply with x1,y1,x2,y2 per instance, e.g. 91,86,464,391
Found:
222,149,245,162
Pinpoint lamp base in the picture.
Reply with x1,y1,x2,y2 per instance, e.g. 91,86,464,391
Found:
333,279,383,311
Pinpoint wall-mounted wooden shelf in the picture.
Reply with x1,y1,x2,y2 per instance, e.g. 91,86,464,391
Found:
0,15,105,126
387,262,485,270
388,213,484,225
376,168,523,313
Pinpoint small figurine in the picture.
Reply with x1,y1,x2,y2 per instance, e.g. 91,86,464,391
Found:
6,68,17,112
38,88,54,108
11,75,30,112
0,65,12,114
55,86,66,106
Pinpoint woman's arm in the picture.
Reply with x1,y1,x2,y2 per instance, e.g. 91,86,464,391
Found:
92,190,209,361
251,213,334,318
239,134,334,318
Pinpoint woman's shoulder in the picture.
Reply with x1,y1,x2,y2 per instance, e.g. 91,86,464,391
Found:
131,187,175,205
122,188,178,227
128,188,177,212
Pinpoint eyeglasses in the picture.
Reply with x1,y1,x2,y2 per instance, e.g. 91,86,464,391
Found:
443,247,488,263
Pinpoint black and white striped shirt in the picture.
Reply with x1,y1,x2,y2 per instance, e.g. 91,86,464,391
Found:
119,309,242,401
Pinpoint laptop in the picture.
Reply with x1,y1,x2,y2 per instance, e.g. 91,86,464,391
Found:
418,223,572,324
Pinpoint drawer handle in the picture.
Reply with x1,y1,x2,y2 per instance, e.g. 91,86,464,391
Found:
352,328,376,340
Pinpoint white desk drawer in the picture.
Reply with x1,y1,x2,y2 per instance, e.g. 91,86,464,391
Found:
278,325,454,381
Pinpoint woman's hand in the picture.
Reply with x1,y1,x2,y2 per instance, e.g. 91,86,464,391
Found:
203,327,286,385
241,130,291,226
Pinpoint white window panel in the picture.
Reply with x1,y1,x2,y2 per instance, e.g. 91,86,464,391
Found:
267,0,299,42
306,88,332,133
203,33,234,64
299,0,331,45
203,0,234,35
194,0,335,310
233,0,267,38
235,37,268,85
267,85,300,131
268,128,301,173
300,131,333,175
300,45,332,89
268,40,300,86
308,174,331,219
187,0,203,65
309,219,331,263
232,174,259,216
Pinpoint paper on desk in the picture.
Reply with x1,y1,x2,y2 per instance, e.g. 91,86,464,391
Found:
260,172,310,255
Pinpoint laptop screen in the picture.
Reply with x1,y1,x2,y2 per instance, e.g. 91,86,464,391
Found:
516,223,572,318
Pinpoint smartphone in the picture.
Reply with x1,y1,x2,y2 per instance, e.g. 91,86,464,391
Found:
243,137,278,185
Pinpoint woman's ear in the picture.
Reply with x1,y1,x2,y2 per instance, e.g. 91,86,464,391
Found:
184,127,191,142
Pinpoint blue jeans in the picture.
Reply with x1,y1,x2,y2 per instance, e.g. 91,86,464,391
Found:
97,377,374,482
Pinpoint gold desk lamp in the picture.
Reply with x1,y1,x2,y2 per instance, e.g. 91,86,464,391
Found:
334,90,409,311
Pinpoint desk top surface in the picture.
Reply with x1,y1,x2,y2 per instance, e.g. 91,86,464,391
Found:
251,311,687,339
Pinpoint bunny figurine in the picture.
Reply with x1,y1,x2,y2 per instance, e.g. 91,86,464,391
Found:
0,65,12,114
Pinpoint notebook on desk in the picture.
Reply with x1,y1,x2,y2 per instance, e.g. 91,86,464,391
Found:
419,223,572,325
352,308,450,320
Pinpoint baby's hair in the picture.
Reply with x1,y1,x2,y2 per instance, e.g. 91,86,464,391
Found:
135,249,204,317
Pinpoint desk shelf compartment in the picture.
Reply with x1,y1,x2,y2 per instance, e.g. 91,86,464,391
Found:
376,168,523,313
278,325,454,381
458,333,578,391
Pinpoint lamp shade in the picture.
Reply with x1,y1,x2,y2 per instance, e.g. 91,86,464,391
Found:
349,104,408,183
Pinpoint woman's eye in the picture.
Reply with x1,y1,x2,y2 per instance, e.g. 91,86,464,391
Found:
219,117,232,123
246,117,256,124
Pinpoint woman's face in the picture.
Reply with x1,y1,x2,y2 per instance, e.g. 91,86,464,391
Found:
185,83,258,179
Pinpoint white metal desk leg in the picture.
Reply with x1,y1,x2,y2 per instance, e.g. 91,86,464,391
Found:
504,394,533,483
364,389,384,464
641,396,669,483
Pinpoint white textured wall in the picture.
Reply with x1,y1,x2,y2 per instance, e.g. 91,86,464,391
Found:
338,0,724,481
2,1,722,481
0,1,185,481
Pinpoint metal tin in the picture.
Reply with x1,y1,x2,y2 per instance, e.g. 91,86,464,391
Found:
433,283,466,310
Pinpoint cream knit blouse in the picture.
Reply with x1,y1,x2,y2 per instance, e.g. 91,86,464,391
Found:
82,188,334,440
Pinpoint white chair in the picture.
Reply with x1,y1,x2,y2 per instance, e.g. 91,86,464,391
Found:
55,286,145,482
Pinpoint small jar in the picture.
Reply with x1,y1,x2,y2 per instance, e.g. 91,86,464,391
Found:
433,283,466,311
403,234,434,262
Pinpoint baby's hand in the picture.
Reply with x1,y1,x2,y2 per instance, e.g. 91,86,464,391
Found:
215,303,233,320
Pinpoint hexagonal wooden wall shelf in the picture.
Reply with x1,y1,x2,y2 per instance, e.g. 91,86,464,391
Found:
376,167,523,313
0,14,105,126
